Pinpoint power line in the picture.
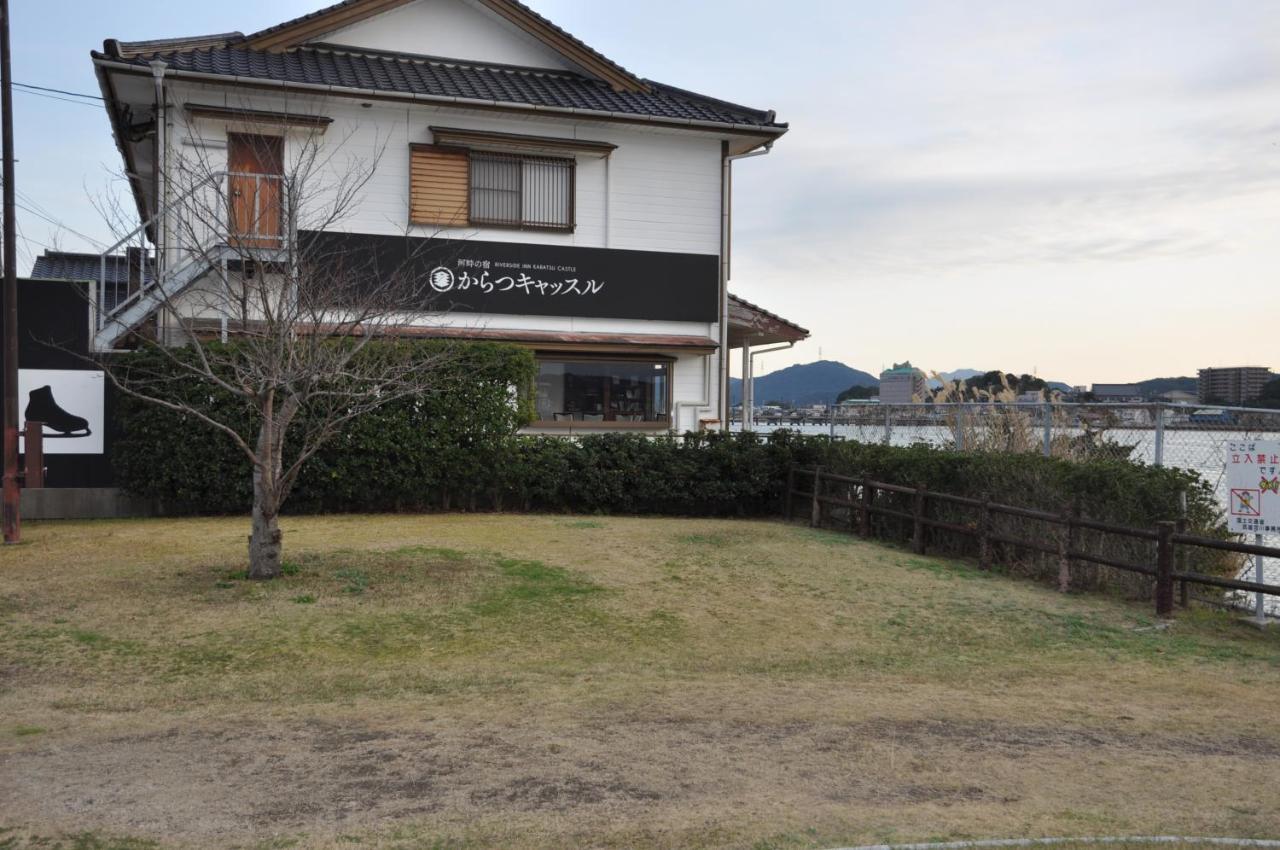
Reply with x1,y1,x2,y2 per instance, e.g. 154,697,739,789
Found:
13,214,37,271
14,186,60,223
1,178,110,251
13,87,101,109
14,201,106,250
13,81,101,101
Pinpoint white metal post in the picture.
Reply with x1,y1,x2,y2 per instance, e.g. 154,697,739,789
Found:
1042,403,1052,457
741,343,751,432
1153,403,1165,467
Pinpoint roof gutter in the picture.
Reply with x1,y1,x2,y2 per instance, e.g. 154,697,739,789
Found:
91,56,789,139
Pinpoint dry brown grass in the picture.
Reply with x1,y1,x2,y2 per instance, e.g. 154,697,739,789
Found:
1,514,1279,849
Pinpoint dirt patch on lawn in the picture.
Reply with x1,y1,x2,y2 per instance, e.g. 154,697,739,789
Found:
3,713,1276,845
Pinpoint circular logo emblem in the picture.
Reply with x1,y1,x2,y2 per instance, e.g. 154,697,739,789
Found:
428,266,455,293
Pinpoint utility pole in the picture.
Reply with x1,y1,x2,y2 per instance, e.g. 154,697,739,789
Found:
1,0,19,544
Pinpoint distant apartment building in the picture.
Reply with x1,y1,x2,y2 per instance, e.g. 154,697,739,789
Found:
1197,366,1274,404
879,362,927,404
1091,383,1144,402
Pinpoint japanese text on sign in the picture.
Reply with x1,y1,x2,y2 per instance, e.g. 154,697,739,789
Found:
1226,440,1280,534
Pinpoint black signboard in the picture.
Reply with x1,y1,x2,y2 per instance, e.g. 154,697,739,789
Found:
300,231,719,323
10,279,116,488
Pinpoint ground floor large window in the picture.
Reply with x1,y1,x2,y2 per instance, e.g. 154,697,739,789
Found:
534,355,671,426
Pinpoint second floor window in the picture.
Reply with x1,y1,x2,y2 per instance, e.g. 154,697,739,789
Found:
409,145,575,232
470,152,574,231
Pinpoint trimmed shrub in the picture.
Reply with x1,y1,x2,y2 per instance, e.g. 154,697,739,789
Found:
111,340,537,514
111,344,1233,598
802,439,1230,594
112,341,1226,590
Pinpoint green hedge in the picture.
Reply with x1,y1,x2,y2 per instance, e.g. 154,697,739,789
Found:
111,340,538,514
111,343,1223,553
799,440,1230,592
112,346,1232,595
808,440,1221,532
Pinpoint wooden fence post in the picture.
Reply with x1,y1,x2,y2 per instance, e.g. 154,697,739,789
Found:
810,466,823,529
848,481,858,533
784,466,795,520
1057,506,1075,593
1155,521,1175,618
858,476,873,539
978,494,992,570
23,421,44,489
911,485,926,555
1175,515,1188,608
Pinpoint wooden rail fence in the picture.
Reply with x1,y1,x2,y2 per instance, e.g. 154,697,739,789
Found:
785,465,1280,619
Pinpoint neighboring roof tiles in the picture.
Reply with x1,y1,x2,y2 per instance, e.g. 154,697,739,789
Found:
728,293,810,345
30,251,153,285
384,326,719,350
111,32,244,59
96,45,785,131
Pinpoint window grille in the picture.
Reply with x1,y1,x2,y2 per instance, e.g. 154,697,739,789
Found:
469,151,574,230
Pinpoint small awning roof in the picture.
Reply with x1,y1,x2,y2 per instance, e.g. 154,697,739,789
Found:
728,293,809,348
394,326,718,352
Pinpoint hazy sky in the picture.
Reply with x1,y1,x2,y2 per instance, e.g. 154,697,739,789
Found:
11,1,1280,384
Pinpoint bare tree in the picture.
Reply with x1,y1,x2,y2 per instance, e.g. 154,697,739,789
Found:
92,108,464,578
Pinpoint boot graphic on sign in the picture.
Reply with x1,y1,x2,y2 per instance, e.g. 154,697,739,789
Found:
24,385,92,438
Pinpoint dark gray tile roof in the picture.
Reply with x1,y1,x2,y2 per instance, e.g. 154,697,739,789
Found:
31,251,153,285
31,251,152,312
729,293,810,336
99,44,785,130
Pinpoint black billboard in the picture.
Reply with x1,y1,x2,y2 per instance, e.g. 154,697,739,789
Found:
300,231,719,323
9,279,117,488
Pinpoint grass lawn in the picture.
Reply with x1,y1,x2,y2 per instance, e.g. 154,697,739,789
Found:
1,513,1279,850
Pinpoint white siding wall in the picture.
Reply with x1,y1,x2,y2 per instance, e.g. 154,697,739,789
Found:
326,0,576,71
167,82,723,253
161,80,724,429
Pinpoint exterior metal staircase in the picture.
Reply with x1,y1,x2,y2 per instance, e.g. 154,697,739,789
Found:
92,246,232,352
91,170,287,352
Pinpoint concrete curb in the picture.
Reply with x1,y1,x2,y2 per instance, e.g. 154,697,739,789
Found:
827,838,1280,850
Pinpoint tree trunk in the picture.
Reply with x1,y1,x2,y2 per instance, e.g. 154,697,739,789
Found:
247,398,292,580
248,493,283,580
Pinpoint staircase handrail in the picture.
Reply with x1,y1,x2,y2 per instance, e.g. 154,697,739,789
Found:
97,169,228,328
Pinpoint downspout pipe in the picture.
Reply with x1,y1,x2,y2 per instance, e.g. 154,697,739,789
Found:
744,340,795,431
149,59,167,344
719,141,773,430
149,59,167,273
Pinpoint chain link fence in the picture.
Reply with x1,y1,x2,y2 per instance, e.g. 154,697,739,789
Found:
737,402,1280,617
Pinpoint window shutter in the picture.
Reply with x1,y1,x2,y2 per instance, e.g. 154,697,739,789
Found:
409,145,470,225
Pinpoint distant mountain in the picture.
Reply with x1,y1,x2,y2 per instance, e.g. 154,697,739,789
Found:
931,368,1073,394
1134,376,1197,397
940,368,984,382
929,368,985,389
732,360,879,407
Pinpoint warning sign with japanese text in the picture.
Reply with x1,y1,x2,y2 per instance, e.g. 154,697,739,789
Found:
1226,440,1280,534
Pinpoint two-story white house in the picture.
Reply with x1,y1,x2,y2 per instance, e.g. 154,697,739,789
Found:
41,0,806,434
